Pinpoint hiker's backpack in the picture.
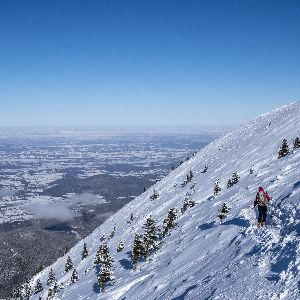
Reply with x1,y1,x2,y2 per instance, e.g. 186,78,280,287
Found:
257,191,268,206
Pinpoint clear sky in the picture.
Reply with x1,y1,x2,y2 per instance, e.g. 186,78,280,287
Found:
1,0,300,127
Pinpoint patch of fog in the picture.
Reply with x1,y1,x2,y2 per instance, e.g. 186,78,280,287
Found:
95,212,114,219
69,193,106,205
23,193,107,221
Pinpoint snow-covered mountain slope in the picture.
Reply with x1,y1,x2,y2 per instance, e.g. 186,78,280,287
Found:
29,102,300,300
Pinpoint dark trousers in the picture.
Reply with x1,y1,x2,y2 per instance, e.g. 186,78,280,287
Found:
258,206,267,223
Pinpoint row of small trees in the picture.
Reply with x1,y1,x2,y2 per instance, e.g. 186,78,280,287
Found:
213,172,240,196
132,190,197,271
278,137,300,158
12,241,90,299
131,209,177,270
181,171,194,187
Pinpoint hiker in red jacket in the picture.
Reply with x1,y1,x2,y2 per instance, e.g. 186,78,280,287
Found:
253,187,271,227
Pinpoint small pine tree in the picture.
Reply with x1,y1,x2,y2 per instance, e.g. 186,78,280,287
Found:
47,287,53,299
180,195,195,213
52,281,60,294
293,137,300,149
70,269,79,284
218,203,231,224
143,216,160,258
34,279,43,294
213,180,221,196
127,212,134,223
109,226,116,239
65,256,73,272
231,172,239,184
97,266,114,293
150,190,159,200
100,234,106,242
47,281,60,299
81,242,89,260
163,208,177,237
278,139,290,158
96,245,114,292
117,241,125,252
94,243,108,266
202,165,208,173
190,182,197,193
227,172,239,188
186,174,190,183
227,178,233,188
181,198,189,214
249,167,254,175
94,243,114,268
47,268,56,286
131,234,146,270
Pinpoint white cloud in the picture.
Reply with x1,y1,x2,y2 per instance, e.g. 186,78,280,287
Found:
23,193,107,221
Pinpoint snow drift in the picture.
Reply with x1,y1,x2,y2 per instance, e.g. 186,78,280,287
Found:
28,102,300,300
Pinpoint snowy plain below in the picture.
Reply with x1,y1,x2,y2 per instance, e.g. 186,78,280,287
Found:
29,102,300,300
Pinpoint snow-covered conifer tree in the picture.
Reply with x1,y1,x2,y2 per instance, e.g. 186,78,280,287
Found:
278,139,290,158
81,242,89,260
227,172,239,188
47,268,56,286
188,170,194,182
109,226,116,239
47,280,60,300
94,243,114,268
150,189,159,200
96,244,114,292
65,256,73,272
52,281,60,294
117,241,125,252
70,269,79,284
180,195,196,213
218,203,231,224
163,208,177,237
213,180,221,195
47,287,53,299
97,266,114,293
232,172,239,184
143,216,160,258
202,165,208,173
34,279,43,294
131,234,145,270
293,136,300,149
227,178,233,188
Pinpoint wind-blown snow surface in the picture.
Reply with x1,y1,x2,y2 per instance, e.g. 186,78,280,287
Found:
30,102,300,300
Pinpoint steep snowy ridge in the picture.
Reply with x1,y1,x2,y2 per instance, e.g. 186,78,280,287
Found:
29,102,300,300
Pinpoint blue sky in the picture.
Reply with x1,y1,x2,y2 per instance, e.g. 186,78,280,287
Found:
0,0,300,127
